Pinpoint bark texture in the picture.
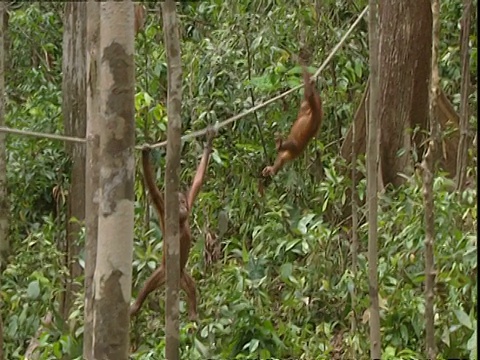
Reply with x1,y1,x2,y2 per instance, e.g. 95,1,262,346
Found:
342,1,430,182
83,0,100,357
341,87,460,177
0,7,4,358
455,0,473,191
377,0,432,187
92,2,135,359
162,0,183,358
0,0,8,273
61,1,87,319
341,0,462,185
367,1,381,358
423,0,441,357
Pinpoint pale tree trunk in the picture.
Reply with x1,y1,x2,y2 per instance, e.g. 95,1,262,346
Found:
455,0,473,191
422,0,440,358
162,0,182,358
83,0,100,358
367,1,381,359
61,1,87,320
92,2,135,359
0,4,7,356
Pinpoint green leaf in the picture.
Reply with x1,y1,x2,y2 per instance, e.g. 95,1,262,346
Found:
259,348,271,359
441,325,450,346
280,263,293,281
27,280,40,299
467,328,477,351
297,213,315,234
144,92,154,107
212,149,223,165
454,309,473,329
194,337,210,357
249,339,259,353
354,61,362,79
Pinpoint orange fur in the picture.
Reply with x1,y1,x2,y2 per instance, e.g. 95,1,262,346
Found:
262,66,323,177
130,131,215,321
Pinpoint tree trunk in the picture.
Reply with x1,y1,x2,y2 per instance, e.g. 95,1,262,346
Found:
0,0,8,274
0,313,3,360
455,0,473,191
367,1,381,358
92,2,135,359
162,1,183,358
423,0,441,357
61,1,87,320
0,4,7,355
0,5,3,344
377,0,432,187
341,0,436,187
83,0,100,358
341,87,460,178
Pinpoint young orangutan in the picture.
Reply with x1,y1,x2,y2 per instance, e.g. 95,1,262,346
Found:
130,130,216,321
262,65,323,177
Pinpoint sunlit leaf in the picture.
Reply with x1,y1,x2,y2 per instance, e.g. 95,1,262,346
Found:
454,309,473,329
27,280,40,299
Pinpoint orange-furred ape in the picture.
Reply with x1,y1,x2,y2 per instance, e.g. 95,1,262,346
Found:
130,129,216,321
262,66,323,177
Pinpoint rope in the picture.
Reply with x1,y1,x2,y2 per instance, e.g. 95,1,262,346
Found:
146,5,368,149
0,126,86,143
0,5,368,148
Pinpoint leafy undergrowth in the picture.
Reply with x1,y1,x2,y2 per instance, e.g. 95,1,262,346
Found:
127,170,477,360
2,167,476,359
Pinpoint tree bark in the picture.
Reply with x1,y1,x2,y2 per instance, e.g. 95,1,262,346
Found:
341,0,462,185
61,1,87,320
0,0,9,274
0,5,7,356
423,0,441,357
162,1,183,358
83,0,100,358
341,87,460,178
349,73,360,360
455,0,472,191
341,0,436,187
367,1,381,359
92,2,135,359
377,0,432,187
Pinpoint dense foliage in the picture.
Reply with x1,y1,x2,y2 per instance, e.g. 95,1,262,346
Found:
1,1,477,359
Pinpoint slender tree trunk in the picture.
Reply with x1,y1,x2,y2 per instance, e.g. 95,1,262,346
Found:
0,7,5,358
92,2,135,359
367,1,381,359
455,0,472,191
0,0,8,273
162,0,183,358
61,1,87,319
349,76,360,360
422,0,441,358
83,0,100,357
0,314,2,360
